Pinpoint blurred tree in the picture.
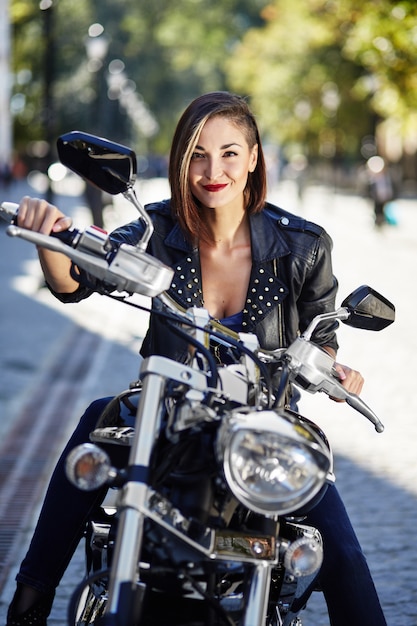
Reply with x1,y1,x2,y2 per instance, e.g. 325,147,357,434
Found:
10,0,269,158
225,0,417,165
9,0,417,176
92,0,269,152
11,0,92,151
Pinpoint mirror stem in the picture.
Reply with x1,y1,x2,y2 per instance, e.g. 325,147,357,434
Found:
123,187,154,250
302,307,350,341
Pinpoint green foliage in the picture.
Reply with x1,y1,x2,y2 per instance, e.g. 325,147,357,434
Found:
10,0,269,155
343,2,417,114
9,0,417,165
225,0,417,160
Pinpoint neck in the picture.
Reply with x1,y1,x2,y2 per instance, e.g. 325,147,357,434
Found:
200,206,249,247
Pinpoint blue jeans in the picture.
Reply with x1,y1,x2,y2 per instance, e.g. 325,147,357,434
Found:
305,486,387,625
16,398,387,626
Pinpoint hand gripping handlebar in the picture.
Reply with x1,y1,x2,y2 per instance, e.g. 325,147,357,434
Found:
285,337,384,432
2,202,174,298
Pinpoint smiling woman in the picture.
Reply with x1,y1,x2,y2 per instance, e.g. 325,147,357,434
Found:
6,91,387,626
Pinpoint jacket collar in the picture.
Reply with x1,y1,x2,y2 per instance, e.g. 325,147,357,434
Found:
164,222,195,253
164,205,291,261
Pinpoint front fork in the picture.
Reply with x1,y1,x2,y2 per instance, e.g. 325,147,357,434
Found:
244,561,273,625
98,355,210,626
97,369,165,625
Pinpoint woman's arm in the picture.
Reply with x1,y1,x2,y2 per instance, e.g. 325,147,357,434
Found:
17,196,80,294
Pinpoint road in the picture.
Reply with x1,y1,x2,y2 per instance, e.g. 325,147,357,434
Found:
0,176,416,625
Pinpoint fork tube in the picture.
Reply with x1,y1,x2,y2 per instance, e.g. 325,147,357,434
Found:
243,562,271,626
105,371,166,616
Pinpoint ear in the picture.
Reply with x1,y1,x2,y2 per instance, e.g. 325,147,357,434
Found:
248,144,258,173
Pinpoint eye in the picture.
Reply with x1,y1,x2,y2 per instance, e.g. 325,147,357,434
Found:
223,150,238,157
191,151,205,160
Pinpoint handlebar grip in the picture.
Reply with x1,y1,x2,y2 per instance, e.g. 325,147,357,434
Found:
49,228,80,246
1,201,80,247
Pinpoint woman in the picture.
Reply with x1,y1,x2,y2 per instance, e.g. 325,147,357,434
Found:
7,92,386,626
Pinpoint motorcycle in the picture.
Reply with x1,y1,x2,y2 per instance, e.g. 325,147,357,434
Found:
1,132,395,626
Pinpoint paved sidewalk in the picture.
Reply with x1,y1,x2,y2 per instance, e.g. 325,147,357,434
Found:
0,178,416,625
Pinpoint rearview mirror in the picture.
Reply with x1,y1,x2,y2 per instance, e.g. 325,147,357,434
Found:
341,285,395,331
57,131,155,248
56,131,137,195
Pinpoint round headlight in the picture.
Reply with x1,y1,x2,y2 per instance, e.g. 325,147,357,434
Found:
218,409,331,515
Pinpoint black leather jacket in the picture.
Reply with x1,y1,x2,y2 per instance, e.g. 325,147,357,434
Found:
54,199,339,362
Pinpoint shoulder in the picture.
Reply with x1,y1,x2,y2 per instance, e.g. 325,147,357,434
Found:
263,202,326,238
144,198,172,217
109,199,174,246
257,202,334,265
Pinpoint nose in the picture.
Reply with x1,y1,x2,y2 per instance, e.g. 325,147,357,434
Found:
204,157,222,181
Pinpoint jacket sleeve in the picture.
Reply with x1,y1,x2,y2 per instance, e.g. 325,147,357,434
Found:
297,229,339,353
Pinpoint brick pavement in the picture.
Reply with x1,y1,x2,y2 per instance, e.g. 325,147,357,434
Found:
0,178,416,625
278,184,417,625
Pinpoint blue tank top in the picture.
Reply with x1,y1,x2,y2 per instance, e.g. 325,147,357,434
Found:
211,311,243,364
219,310,243,333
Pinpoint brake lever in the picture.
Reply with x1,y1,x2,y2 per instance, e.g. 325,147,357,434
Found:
285,337,384,433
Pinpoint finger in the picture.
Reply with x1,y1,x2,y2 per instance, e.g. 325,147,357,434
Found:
16,197,66,235
343,371,364,395
28,199,50,233
17,197,47,230
333,363,347,380
32,199,62,234
52,216,73,232
16,196,31,226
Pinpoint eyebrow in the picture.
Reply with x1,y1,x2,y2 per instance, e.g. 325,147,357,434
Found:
194,142,243,150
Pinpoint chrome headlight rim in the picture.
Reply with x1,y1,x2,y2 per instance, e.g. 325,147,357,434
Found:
218,408,331,516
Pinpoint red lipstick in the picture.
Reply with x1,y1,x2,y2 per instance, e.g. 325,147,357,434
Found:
203,184,228,192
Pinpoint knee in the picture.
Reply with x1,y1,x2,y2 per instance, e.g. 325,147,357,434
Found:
85,397,114,413
81,397,114,427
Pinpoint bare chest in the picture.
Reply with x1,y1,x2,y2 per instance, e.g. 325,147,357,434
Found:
200,245,252,319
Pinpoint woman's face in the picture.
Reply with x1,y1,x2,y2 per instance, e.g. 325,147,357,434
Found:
188,116,258,212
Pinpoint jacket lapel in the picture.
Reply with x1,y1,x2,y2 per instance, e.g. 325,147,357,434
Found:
162,209,290,325
242,211,290,331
